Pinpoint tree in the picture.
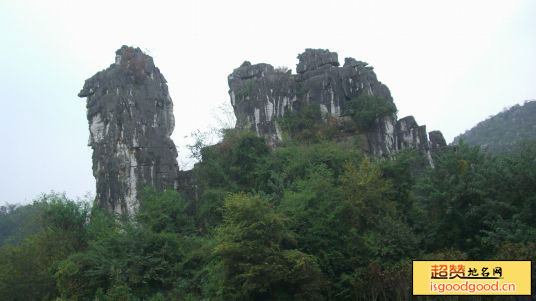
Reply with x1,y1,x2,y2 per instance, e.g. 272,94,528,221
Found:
0,193,90,300
213,193,325,300
137,188,194,235
342,95,397,131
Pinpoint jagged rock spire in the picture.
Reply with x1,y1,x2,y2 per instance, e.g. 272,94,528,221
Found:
78,46,178,215
227,48,445,161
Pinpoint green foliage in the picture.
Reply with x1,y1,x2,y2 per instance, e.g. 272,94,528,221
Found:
0,193,90,300
256,142,363,200
275,157,419,300
453,100,536,154
236,79,256,99
0,201,45,246
278,103,337,143
274,66,290,74
137,188,194,235
414,142,536,259
414,143,491,256
196,129,269,191
340,159,396,228
380,149,428,225
2,125,536,300
342,95,397,130
278,103,321,140
56,226,186,299
213,193,325,300
193,129,270,230
276,96,396,144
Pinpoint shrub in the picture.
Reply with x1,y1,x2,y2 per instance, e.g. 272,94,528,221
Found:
343,95,397,130
236,79,256,100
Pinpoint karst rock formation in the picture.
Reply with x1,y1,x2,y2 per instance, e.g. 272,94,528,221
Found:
228,49,446,160
79,47,446,214
78,46,179,215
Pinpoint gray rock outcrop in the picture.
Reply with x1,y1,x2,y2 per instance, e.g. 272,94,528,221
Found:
78,46,179,215
429,130,447,149
228,48,443,159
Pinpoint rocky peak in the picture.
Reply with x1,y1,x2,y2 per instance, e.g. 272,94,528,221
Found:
78,46,179,215
429,131,447,149
228,48,444,162
394,116,428,150
229,61,274,80
343,57,369,68
296,49,340,73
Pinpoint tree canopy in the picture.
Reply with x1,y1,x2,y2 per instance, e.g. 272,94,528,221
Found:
1,131,535,300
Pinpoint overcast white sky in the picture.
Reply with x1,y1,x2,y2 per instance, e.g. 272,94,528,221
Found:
1,0,535,204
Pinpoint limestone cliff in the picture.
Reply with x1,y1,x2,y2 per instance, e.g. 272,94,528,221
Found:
78,46,179,215
228,49,445,159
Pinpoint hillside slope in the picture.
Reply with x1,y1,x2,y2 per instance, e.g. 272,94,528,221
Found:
453,100,536,153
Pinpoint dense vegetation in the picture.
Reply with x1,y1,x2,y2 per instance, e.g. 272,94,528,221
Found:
342,95,397,130
277,95,397,145
277,103,335,143
1,129,535,300
453,100,536,153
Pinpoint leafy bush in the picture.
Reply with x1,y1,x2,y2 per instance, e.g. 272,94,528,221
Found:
236,79,256,99
137,188,194,235
0,193,90,300
274,66,291,74
213,193,326,300
343,95,397,130
278,103,335,143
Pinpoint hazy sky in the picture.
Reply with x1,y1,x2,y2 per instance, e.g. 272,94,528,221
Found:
1,0,535,204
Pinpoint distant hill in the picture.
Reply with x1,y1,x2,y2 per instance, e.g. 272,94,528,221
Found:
453,100,536,153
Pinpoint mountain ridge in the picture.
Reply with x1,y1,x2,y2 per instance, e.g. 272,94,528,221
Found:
453,99,536,153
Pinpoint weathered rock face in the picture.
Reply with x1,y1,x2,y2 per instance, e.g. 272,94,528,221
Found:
228,48,443,158
78,46,178,215
429,130,447,149
395,116,428,151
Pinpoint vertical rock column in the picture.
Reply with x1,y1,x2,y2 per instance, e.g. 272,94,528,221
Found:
78,46,179,215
